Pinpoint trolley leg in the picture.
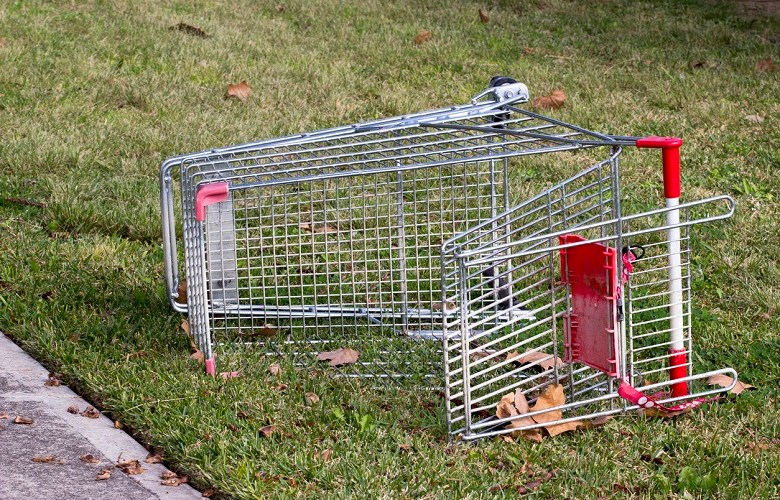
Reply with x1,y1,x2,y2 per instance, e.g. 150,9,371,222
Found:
636,136,688,397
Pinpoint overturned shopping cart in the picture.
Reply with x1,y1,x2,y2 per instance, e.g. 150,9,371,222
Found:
160,77,738,441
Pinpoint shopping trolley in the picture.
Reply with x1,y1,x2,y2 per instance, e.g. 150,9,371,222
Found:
160,77,738,441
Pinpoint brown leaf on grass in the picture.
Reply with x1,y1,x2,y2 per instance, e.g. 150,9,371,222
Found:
13,416,33,425
260,425,277,437
299,222,338,234
191,349,205,365
169,22,209,38
180,319,190,336
256,324,280,337
275,5,286,12
114,420,124,429
496,390,542,442
517,469,557,494
506,350,563,370
316,348,360,367
532,90,567,110
80,454,100,464
161,470,178,480
275,383,289,391
175,279,187,304
80,406,100,419
96,468,112,481
226,81,252,101
755,58,776,72
478,8,490,23
32,455,63,464
318,448,333,462
529,384,565,425
305,392,320,405
116,459,145,475
641,405,692,419
268,364,281,376
202,488,218,498
66,405,79,414
544,420,585,437
707,374,754,395
744,114,765,124
398,443,412,452
414,29,432,45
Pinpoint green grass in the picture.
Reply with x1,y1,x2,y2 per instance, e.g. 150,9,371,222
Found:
1,0,779,497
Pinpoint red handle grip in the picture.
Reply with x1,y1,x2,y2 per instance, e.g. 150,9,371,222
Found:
636,136,683,198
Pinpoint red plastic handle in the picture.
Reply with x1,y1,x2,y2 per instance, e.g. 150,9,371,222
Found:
636,136,683,198
195,182,230,221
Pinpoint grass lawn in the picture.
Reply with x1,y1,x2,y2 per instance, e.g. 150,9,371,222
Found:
1,0,779,497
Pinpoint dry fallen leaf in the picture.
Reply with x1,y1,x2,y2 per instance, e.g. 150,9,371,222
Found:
45,373,62,386
744,114,765,124
544,419,585,437
176,279,187,304
114,420,124,429
478,8,490,23
260,425,277,437
268,364,281,376
299,222,338,234
506,350,563,370
202,488,218,498
755,58,776,73
532,90,567,110
257,324,280,337
161,473,188,487
707,374,754,395
529,384,565,425
161,470,179,480
96,468,112,481
275,4,286,12
116,459,145,475
319,448,333,462
316,348,360,367
169,22,209,38
13,416,33,425
226,81,252,101
275,383,289,391
180,319,190,336
145,452,162,464
32,455,63,464
80,406,100,419
191,349,205,365
305,392,320,405
66,405,79,414
414,29,432,45
80,454,100,464
398,443,412,452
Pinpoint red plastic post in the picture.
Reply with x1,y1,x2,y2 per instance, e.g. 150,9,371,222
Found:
195,182,230,221
635,136,682,198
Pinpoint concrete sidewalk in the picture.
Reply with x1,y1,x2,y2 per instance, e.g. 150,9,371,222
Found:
0,332,202,499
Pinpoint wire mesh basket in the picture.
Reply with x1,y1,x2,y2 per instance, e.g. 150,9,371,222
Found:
160,77,738,441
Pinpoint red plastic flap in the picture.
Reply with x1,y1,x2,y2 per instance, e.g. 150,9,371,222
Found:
559,235,620,377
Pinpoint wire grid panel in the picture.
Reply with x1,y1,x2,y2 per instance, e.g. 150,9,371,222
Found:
443,177,735,440
205,160,508,380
